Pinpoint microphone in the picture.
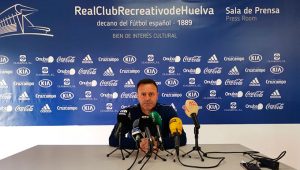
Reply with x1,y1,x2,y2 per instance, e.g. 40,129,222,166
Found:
149,111,163,149
144,127,153,143
114,109,131,138
139,115,154,154
184,100,200,129
107,109,132,160
139,115,152,132
169,117,183,156
150,111,162,127
132,119,142,143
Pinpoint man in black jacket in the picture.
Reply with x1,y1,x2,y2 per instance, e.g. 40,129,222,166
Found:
109,78,186,152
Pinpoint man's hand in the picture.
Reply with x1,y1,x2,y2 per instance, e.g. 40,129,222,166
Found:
139,137,158,153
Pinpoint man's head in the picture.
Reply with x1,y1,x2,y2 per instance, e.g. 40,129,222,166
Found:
137,79,158,115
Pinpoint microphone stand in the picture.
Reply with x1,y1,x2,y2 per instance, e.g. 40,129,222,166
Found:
182,125,205,161
138,146,167,164
152,149,167,161
138,137,153,170
138,138,167,170
165,149,173,156
127,143,140,170
107,131,133,160
153,138,167,161
166,131,190,162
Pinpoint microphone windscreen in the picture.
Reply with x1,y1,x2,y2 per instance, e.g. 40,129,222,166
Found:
132,127,141,136
150,111,162,127
117,109,129,123
131,127,142,142
169,117,183,135
117,109,130,123
139,115,152,131
184,100,199,117
133,119,139,128
117,109,131,134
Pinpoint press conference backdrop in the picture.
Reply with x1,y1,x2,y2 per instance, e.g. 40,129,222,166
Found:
0,0,299,125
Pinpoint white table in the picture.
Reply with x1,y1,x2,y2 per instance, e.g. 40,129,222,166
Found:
0,144,295,170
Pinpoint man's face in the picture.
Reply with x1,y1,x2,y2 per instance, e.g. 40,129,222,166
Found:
137,83,158,115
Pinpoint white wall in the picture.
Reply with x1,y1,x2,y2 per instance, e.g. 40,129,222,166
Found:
0,124,299,169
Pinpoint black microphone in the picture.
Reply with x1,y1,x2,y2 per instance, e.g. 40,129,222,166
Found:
144,127,153,143
144,126,153,156
132,119,142,143
114,109,130,138
139,115,152,131
139,115,154,154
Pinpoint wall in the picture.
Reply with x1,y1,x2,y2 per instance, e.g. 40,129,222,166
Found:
0,124,299,169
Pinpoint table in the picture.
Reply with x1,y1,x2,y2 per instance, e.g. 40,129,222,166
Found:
0,144,295,170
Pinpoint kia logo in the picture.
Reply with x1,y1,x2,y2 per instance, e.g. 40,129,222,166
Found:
165,78,179,87
60,91,74,100
206,103,220,111
16,67,30,76
38,79,53,88
123,55,136,64
186,90,199,99
270,65,284,74
0,55,9,64
249,54,262,62
144,67,158,76
82,104,95,112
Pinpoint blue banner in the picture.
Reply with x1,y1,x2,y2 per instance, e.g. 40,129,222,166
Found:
0,0,299,125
